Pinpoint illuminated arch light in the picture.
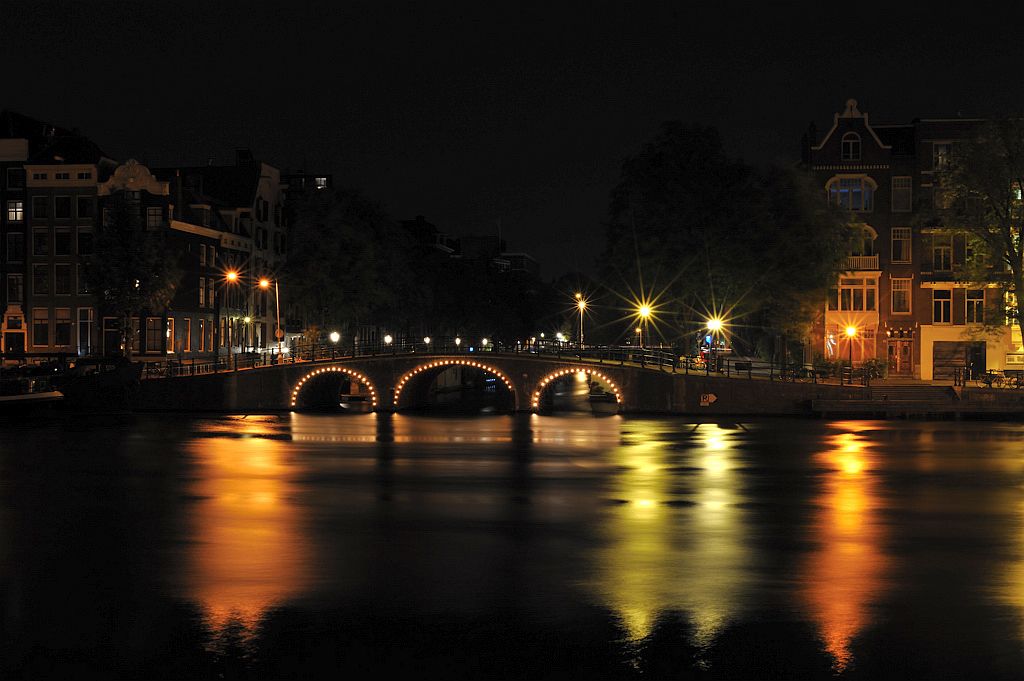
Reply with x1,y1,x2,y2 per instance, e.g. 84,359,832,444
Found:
531,368,622,411
289,367,379,408
392,359,515,407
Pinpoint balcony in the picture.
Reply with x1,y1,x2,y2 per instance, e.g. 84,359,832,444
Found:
845,255,879,271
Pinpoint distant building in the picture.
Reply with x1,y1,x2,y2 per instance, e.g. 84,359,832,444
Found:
803,99,1016,379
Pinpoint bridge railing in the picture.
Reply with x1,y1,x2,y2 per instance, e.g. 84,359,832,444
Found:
137,337,868,387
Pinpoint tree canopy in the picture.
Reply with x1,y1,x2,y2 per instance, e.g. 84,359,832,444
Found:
86,193,182,357
599,122,850,356
942,118,1024,342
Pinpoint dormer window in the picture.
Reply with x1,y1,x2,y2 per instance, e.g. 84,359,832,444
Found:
841,133,861,161
826,176,876,212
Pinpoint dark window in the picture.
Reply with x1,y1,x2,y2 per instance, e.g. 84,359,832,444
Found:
7,168,25,189
55,264,71,295
54,230,71,256
77,229,93,255
54,309,71,346
32,310,48,346
33,264,50,295
6,232,24,262
33,230,48,257
54,196,71,219
77,196,94,218
77,171,92,180
32,195,49,219
6,274,23,303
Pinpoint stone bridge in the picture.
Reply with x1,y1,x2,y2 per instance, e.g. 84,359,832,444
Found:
133,352,693,413
132,352,866,415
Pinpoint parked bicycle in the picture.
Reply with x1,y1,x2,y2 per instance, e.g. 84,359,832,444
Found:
975,370,1012,389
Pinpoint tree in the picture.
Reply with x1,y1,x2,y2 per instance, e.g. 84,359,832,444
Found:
285,187,420,339
599,121,849,357
943,118,1024,343
86,193,182,357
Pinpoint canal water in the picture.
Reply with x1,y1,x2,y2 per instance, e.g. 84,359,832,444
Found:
1,412,1024,679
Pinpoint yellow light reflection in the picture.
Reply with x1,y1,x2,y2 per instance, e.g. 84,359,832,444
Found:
801,426,887,672
588,422,749,649
184,434,311,639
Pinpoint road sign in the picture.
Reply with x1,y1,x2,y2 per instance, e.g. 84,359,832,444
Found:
699,393,718,407
275,329,285,340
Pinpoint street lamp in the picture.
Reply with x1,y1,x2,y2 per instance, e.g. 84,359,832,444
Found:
707,318,723,371
259,277,283,359
844,325,858,385
329,331,340,344
455,336,461,352
575,293,586,349
213,269,240,373
638,304,651,348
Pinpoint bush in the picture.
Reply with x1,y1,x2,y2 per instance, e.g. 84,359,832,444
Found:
860,357,888,379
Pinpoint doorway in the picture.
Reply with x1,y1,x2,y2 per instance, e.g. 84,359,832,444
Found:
887,340,913,376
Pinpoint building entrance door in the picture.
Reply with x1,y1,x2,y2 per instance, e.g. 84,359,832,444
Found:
887,340,913,376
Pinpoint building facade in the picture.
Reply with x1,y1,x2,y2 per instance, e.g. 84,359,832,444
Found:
804,99,1020,379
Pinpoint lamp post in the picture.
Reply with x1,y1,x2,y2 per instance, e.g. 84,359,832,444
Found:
259,277,282,360
575,293,586,351
707,317,723,372
844,325,858,385
638,304,651,349
213,269,239,373
455,336,461,352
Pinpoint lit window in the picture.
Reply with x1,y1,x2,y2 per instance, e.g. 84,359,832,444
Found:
314,176,328,190
838,277,877,311
827,176,876,212
6,200,24,222
933,142,952,170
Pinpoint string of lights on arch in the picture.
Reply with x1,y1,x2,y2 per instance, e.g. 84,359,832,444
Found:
531,369,622,410
290,367,379,408
393,359,515,408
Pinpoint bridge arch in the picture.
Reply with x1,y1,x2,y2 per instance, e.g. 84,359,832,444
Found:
290,366,379,409
393,358,517,411
531,367,623,412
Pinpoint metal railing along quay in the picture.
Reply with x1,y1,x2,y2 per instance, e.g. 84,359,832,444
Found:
136,337,869,387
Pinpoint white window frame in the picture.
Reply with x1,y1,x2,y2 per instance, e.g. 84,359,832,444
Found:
77,307,94,356
826,175,876,212
839,277,878,312
966,289,985,324
933,289,952,324
933,142,953,171
932,233,953,271
892,176,912,212
891,227,912,263
891,278,912,315
841,133,861,161
6,199,24,222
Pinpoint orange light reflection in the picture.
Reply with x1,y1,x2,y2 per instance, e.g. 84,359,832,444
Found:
184,434,311,638
801,426,888,672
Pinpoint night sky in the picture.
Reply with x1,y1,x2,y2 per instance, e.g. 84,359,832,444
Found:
4,2,1024,277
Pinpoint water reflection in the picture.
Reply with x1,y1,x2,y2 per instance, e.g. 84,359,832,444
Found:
183,420,312,641
800,422,888,672
589,422,750,649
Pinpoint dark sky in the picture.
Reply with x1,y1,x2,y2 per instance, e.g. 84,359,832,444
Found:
4,2,1024,278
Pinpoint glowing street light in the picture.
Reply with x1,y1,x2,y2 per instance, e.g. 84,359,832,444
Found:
423,336,431,345
213,269,241,372
481,338,489,347
259,277,283,358
575,293,586,348
383,334,393,345
637,304,652,349
455,336,462,351
329,331,340,343
707,318,724,371
844,325,858,385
